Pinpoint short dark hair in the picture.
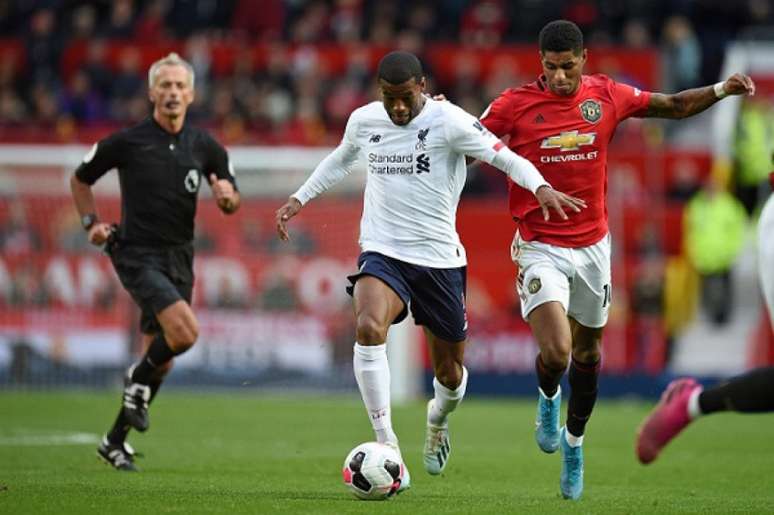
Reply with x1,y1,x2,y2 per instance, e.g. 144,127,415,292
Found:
377,51,423,85
539,20,584,55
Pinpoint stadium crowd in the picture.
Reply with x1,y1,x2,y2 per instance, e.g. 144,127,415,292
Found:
0,0,772,143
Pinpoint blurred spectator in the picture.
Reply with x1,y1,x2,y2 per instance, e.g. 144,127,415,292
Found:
631,256,665,317
733,97,774,214
59,69,106,123
110,47,144,121
9,262,49,307
166,0,232,38
281,95,327,145
289,1,331,44
692,0,749,84
81,40,113,99
134,0,170,42
0,199,43,255
331,0,363,43
483,55,526,102
184,33,213,98
621,18,652,48
232,0,285,41
450,52,481,102
25,8,62,88
101,0,136,40
366,1,397,44
668,158,703,202
684,174,748,325
0,87,26,124
0,0,18,35
563,0,600,34
460,0,507,47
661,16,701,92
403,2,437,36
70,4,97,41
30,81,59,126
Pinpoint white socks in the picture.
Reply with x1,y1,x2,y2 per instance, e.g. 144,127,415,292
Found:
353,343,397,445
687,386,703,420
564,429,584,447
428,366,469,427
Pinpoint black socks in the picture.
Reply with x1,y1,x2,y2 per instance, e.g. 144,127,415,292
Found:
566,357,600,437
699,367,774,415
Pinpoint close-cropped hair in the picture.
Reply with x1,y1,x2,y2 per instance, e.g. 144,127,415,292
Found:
377,51,423,85
148,52,195,89
539,20,584,55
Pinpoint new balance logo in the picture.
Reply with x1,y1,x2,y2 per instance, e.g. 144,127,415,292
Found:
534,114,546,123
369,134,382,143
416,153,430,174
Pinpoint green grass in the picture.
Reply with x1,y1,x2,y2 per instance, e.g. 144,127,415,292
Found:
1,391,772,514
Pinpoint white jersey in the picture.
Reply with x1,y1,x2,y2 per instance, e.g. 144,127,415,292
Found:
759,189,774,324
292,98,548,268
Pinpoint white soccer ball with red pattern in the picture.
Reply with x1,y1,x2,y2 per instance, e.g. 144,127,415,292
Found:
341,442,405,500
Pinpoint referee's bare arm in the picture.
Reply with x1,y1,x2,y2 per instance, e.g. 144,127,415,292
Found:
70,174,113,245
209,173,241,214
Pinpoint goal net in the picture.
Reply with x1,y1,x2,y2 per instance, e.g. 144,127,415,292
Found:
0,144,424,397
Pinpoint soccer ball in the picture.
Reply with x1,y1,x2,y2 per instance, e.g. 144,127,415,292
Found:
342,442,405,500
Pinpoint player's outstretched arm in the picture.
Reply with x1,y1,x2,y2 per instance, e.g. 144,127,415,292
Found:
646,73,755,119
275,196,302,241
276,140,360,241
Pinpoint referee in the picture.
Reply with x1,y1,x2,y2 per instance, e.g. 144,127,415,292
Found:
70,52,240,471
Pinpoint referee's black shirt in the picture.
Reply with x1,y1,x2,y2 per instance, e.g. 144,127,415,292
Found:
75,117,237,247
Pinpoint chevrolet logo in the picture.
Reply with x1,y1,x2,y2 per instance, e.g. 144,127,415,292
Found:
540,130,596,151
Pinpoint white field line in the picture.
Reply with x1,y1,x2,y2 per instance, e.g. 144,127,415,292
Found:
0,432,100,446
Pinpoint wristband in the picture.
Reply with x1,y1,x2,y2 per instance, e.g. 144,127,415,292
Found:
713,82,727,99
81,213,98,231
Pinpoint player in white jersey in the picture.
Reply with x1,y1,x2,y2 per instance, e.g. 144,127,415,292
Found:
276,51,585,485
759,169,774,325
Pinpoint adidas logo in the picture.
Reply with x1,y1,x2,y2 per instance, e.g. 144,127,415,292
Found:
534,114,546,123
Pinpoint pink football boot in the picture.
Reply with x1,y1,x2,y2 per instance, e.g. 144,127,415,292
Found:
636,378,702,464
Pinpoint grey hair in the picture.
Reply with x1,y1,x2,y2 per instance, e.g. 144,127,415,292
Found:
147,52,195,89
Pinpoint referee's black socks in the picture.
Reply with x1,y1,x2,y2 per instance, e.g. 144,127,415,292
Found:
131,334,179,385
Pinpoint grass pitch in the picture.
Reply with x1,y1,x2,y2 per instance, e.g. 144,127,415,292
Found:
1,390,772,514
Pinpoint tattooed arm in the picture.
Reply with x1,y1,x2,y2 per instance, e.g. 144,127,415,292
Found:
646,73,756,119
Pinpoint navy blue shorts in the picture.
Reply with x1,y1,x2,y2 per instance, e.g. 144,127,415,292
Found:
346,251,468,342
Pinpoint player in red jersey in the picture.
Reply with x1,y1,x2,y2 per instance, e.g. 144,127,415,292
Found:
480,20,755,500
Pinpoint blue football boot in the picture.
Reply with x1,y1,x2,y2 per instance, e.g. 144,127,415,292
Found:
559,426,584,500
535,386,561,453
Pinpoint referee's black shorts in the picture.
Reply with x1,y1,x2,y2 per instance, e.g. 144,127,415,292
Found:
108,240,194,334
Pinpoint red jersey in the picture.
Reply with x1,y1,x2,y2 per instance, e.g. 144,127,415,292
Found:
481,74,651,247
